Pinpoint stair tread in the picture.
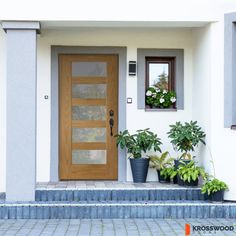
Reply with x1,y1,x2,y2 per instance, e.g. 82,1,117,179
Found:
36,187,201,190
0,200,235,206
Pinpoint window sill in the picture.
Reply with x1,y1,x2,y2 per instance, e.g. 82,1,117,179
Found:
145,108,177,112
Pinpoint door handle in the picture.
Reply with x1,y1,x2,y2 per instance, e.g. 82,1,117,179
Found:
109,118,114,136
109,109,114,136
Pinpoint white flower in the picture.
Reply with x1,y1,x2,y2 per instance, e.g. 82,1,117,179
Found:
163,89,167,94
160,98,165,103
170,97,176,103
155,88,160,93
152,94,157,98
146,91,152,96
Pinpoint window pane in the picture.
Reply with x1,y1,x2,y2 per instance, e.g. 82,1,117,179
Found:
72,84,106,99
72,106,106,120
72,128,106,142
72,150,106,164
72,62,107,77
149,63,169,90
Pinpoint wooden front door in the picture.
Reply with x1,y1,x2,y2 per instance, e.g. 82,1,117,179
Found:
59,54,118,180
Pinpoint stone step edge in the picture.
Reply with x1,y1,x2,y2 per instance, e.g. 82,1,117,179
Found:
0,203,235,219
36,187,201,190
0,202,235,207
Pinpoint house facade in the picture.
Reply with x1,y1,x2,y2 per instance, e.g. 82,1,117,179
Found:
1,0,236,202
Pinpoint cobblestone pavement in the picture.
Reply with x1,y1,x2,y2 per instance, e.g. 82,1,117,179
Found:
0,218,235,236
36,181,190,189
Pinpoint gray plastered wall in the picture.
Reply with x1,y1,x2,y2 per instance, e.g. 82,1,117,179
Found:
2,21,40,201
224,13,236,127
51,46,127,181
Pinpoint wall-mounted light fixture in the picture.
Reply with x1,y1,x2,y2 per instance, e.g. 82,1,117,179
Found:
128,61,136,76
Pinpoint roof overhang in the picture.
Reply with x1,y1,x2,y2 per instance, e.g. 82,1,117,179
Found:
40,21,210,29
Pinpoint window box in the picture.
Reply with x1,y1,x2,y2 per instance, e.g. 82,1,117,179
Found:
145,107,177,112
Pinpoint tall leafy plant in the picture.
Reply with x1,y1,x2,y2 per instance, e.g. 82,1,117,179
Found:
115,128,162,158
167,121,206,159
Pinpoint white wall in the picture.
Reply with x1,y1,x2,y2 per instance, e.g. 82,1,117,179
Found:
36,38,51,182
36,26,236,200
192,25,212,172
209,22,236,201
192,21,236,200
0,29,6,192
35,28,194,182
125,33,193,181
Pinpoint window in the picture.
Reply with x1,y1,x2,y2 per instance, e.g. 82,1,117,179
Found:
137,49,184,110
146,57,175,91
145,57,176,109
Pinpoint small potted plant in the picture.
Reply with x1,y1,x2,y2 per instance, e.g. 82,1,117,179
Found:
177,161,207,186
146,87,176,109
160,166,177,183
201,178,229,202
167,121,206,168
115,128,162,183
149,151,174,183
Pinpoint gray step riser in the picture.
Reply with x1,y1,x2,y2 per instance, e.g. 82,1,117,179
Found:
0,205,235,219
35,189,204,202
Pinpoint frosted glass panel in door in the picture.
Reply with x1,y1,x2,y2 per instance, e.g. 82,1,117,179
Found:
72,84,107,99
72,62,107,77
72,106,106,120
72,128,106,142
72,150,106,164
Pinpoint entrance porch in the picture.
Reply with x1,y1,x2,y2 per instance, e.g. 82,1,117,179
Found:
2,19,235,203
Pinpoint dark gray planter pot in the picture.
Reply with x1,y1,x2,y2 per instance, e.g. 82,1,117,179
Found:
173,175,178,184
208,190,224,202
157,170,170,183
130,158,149,183
174,159,191,185
177,175,199,186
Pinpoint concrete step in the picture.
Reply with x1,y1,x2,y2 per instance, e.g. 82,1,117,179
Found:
35,188,205,202
0,201,235,219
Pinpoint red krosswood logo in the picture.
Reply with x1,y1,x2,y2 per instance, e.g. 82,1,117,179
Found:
185,223,235,235
185,223,191,236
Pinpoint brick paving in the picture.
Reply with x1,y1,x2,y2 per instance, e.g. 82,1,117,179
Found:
36,181,192,190
0,218,235,235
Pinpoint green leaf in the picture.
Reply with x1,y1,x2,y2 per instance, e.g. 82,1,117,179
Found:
115,128,162,158
167,121,205,155
201,178,229,196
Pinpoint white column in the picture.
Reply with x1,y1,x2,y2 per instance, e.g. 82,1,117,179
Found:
2,21,40,201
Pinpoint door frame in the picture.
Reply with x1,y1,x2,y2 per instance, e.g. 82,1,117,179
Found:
51,46,127,181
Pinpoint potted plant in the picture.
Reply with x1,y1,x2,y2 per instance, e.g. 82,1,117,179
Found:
201,178,229,202
160,166,177,183
149,151,174,183
167,121,206,167
146,87,176,109
115,128,162,183
177,161,207,186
